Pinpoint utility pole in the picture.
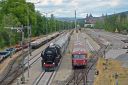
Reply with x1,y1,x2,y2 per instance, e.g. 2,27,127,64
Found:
26,1,40,78
27,4,31,78
21,25,25,84
75,10,77,29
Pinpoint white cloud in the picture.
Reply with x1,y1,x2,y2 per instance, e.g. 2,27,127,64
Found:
51,0,63,5
110,0,120,7
88,0,120,8
33,0,127,17
26,0,40,3
41,0,49,5
35,0,63,5
70,0,79,9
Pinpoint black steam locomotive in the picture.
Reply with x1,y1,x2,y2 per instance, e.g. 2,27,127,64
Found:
41,33,70,71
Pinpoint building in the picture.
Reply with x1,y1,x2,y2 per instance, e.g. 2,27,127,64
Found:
85,14,97,24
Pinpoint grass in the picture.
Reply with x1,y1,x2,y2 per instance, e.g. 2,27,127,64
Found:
94,57,128,85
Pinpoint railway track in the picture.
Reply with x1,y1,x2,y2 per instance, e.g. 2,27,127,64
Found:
33,72,54,85
64,32,105,85
31,32,72,85
0,33,64,85
32,43,67,85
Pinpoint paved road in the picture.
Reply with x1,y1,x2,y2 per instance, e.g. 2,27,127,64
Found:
85,29,127,59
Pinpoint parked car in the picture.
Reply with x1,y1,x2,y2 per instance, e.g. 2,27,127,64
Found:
0,51,10,62
6,48,16,54
15,45,22,52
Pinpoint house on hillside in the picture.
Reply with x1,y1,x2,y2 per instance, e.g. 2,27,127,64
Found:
84,14,97,27
84,14,105,28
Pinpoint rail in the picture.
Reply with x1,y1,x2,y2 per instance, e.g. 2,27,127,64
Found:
0,33,62,85
65,33,106,85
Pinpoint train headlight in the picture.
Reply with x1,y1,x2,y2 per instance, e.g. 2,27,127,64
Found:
44,63,45,64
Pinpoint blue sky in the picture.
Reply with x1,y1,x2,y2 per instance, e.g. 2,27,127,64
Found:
28,0,128,18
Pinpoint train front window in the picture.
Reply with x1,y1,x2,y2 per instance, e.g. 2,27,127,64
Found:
73,54,85,59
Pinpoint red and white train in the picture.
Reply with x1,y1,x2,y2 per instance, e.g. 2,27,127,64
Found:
72,33,88,69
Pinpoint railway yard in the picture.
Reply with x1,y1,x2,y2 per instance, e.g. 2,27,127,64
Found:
0,28,128,85
1,0,128,84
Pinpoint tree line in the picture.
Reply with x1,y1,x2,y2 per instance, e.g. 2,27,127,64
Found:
0,0,74,49
94,12,128,33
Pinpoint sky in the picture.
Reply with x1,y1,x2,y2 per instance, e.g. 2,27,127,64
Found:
28,0,128,18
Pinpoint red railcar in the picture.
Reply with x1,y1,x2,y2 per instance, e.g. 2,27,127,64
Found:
72,41,88,69
72,48,88,69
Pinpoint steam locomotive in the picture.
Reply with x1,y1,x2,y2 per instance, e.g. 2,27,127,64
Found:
41,33,70,71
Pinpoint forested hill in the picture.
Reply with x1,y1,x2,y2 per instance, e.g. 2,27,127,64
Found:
111,11,128,16
0,0,74,49
56,17,85,27
94,11,128,33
